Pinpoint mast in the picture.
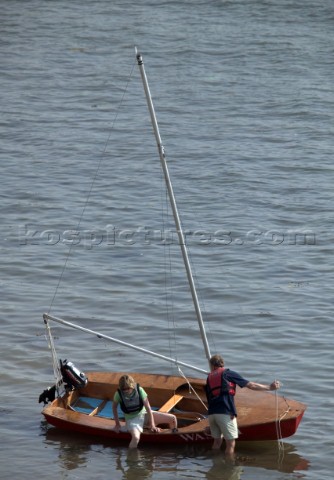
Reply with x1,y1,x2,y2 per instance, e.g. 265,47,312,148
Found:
135,49,211,364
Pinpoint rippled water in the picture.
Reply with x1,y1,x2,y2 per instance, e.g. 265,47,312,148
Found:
1,1,334,479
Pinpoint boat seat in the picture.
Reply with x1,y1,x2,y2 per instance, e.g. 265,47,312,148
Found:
89,399,108,416
174,411,207,421
158,394,183,413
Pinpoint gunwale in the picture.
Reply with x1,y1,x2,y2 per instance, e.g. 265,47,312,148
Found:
42,371,306,444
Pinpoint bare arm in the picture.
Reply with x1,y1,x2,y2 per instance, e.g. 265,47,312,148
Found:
112,400,121,432
246,380,281,391
143,397,160,432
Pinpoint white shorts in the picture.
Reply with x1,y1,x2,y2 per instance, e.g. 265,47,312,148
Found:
126,413,146,433
208,414,239,440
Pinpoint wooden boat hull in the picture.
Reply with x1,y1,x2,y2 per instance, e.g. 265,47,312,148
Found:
42,371,306,445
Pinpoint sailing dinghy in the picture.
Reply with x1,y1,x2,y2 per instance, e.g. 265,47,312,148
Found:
40,50,306,445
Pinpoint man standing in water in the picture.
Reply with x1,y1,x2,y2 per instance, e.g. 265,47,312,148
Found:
205,354,281,457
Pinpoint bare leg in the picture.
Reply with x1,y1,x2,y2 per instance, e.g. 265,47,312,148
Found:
128,429,141,449
212,437,223,450
152,411,177,430
225,439,235,458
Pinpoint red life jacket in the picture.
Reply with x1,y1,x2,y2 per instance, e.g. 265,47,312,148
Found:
206,367,236,398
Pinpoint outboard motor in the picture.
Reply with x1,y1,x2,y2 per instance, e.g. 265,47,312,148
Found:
38,359,88,405
60,359,88,390
38,385,56,405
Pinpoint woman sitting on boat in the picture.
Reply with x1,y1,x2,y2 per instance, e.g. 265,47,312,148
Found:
112,374,177,448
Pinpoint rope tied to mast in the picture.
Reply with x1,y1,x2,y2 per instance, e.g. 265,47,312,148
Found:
177,366,208,411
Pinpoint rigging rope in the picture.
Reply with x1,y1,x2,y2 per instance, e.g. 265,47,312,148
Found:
44,58,137,393
274,389,290,467
47,59,137,315
44,317,65,396
161,173,178,374
160,166,213,370
177,366,208,411
275,389,290,450
240,320,287,451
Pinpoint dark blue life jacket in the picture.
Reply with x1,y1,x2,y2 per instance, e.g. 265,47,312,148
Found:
118,383,144,414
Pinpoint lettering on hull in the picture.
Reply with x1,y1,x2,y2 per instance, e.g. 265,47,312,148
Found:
179,433,212,442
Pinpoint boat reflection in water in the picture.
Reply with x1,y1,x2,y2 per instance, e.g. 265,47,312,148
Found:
45,426,309,479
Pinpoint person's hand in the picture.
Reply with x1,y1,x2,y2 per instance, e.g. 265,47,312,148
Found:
270,380,281,390
113,424,121,433
150,426,161,433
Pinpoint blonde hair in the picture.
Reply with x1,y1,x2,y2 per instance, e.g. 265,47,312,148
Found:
118,374,136,390
209,355,224,368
